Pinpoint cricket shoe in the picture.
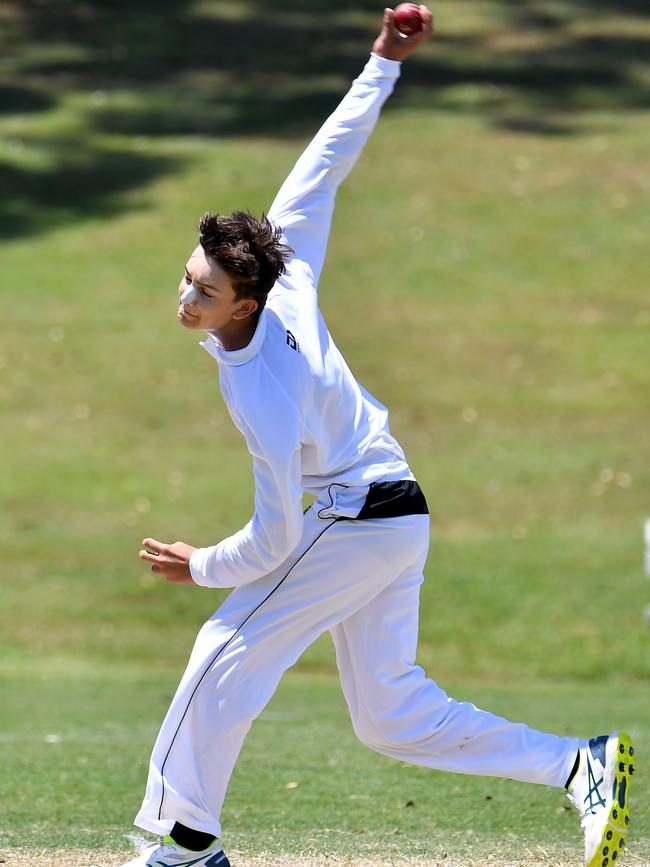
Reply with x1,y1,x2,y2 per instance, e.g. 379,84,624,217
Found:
566,732,634,866
119,839,230,867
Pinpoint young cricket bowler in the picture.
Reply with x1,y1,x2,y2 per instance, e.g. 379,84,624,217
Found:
121,7,634,866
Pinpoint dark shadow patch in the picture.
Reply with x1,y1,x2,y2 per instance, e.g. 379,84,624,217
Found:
0,144,180,239
1,0,648,238
0,83,55,115
496,115,578,136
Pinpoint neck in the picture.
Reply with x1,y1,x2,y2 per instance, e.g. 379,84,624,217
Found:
213,312,259,351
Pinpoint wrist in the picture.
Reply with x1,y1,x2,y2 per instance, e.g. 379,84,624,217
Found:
372,43,405,62
367,52,402,75
189,547,212,587
370,48,402,65
371,49,402,63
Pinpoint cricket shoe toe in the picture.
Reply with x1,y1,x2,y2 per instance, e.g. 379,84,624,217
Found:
119,840,230,867
566,731,634,866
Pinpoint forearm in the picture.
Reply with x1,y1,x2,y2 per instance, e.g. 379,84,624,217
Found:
189,488,305,587
268,54,401,286
189,516,300,588
189,433,304,588
271,54,400,206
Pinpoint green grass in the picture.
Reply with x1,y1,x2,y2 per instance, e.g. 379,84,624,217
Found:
0,0,649,862
1,664,648,861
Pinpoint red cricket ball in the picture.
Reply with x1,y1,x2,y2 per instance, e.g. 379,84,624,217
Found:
394,3,422,35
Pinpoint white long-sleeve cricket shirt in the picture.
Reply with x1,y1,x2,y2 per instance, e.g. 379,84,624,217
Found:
189,53,413,589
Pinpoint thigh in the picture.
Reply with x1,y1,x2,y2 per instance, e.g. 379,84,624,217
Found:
331,555,443,729
183,509,429,703
333,562,425,674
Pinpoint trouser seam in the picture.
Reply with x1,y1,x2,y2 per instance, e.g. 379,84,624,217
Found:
156,517,338,821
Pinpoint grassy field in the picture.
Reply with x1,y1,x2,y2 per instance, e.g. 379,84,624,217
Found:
0,0,648,864
1,665,648,864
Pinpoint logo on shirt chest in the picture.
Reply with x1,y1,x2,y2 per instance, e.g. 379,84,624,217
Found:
286,330,301,353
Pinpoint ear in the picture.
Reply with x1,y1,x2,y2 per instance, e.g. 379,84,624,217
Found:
232,297,259,320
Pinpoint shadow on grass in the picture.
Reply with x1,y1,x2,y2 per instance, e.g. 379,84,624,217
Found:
0,83,55,115
0,146,180,240
1,0,648,238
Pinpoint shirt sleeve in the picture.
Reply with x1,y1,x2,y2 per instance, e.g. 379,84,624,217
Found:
188,381,304,588
268,53,401,291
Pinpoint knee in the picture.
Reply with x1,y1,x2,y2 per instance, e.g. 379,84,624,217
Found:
351,709,408,751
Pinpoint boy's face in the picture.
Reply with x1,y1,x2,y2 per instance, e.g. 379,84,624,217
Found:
177,245,257,332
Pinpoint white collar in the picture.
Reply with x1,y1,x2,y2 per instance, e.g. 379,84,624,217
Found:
199,308,267,366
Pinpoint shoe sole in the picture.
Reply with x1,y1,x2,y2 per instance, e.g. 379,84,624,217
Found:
587,731,634,867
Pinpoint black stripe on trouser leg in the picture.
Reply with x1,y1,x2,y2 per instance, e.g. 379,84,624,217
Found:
157,518,338,820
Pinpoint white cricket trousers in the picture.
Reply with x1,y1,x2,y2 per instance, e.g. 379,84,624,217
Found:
135,502,579,838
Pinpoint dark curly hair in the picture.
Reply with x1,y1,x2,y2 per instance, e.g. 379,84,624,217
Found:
198,210,292,313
